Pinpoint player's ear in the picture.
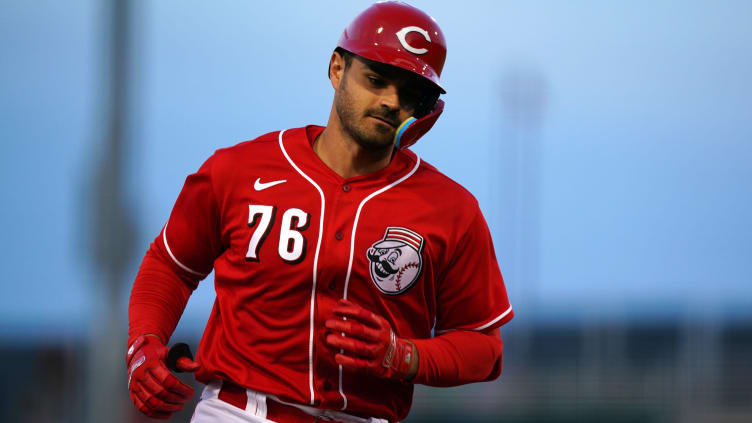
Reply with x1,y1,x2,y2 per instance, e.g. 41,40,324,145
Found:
329,51,345,90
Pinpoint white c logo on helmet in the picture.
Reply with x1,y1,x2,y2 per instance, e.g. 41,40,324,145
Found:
395,26,431,55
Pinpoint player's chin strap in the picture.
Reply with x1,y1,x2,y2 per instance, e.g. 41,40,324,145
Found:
394,99,445,150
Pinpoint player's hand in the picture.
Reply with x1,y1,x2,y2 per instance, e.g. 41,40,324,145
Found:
325,299,417,381
126,334,200,419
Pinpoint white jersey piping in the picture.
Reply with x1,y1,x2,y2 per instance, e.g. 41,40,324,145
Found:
162,222,207,277
338,154,422,410
434,304,514,335
278,129,326,406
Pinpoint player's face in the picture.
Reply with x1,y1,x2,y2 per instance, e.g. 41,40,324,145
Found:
334,56,425,152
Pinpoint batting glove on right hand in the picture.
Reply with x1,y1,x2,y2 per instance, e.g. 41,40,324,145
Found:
126,335,199,419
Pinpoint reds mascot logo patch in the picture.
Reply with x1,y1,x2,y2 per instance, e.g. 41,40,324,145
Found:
366,227,424,295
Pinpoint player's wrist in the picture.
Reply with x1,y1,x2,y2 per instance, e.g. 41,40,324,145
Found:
143,333,165,343
127,332,165,351
404,339,419,381
381,333,412,380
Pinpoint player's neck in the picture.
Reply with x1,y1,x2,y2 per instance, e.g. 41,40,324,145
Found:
314,124,393,180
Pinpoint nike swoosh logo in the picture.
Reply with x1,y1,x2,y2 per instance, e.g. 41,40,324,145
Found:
254,178,287,191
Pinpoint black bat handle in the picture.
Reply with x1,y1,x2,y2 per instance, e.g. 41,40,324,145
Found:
166,342,194,373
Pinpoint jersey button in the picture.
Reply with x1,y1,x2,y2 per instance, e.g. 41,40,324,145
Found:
324,381,332,390
342,183,351,192
335,231,344,241
328,281,336,290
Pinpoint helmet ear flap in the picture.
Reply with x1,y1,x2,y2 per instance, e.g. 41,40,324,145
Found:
394,99,445,149
414,90,441,119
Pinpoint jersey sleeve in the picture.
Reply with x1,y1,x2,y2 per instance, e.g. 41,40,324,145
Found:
434,206,513,334
154,153,223,280
412,326,503,387
128,244,195,345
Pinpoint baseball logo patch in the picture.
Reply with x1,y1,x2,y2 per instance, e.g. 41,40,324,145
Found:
366,227,424,295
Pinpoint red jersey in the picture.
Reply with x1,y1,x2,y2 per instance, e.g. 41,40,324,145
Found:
151,125,513,421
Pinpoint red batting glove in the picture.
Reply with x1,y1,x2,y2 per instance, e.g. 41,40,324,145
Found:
325,299,416,381
126,335,200,419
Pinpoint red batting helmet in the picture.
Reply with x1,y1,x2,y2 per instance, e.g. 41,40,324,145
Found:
336,1,448,149
337,1,447,93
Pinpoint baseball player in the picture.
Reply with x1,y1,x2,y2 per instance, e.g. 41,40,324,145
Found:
126,2,513,422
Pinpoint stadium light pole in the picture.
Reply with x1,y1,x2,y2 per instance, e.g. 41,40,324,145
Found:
86,0,137,421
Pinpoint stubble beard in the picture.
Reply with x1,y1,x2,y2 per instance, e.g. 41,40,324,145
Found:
335,77,397,154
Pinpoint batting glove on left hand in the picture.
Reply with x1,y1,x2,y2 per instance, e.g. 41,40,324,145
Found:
126,335,199,419
325,299,416,381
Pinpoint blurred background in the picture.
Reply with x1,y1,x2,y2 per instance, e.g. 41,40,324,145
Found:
1,0,751,422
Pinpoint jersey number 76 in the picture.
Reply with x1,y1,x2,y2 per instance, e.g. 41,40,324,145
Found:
245,204,310,264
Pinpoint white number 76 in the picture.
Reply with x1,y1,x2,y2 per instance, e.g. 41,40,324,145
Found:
246,204,309,263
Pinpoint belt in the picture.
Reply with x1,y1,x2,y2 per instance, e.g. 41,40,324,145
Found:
216,380,388,423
